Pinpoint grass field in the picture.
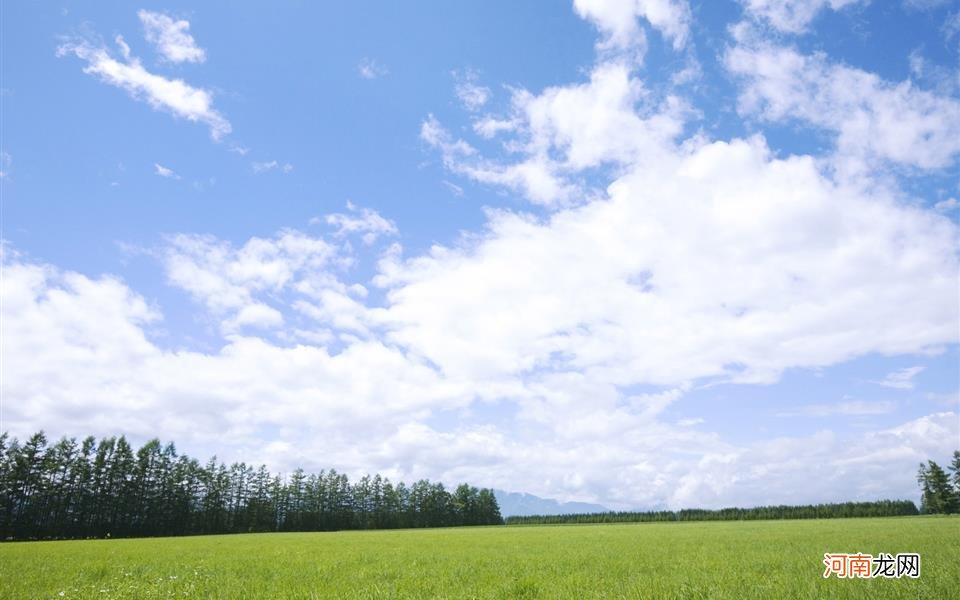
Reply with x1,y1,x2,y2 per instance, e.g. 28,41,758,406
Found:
1,516,958,599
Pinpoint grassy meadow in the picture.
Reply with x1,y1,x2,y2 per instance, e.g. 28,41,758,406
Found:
1,516,957,599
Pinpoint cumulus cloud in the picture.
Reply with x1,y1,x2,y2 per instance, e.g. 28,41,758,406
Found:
422,62,688,205
138,10,206,64
57,36,231,139
726,39,960,172
0,253,462,470
161,230,338,333
574,0,692,58
473,116,517,139
384,135,959,386
3,159,958,505
396,7,957,503
669,412,958,508
2,252,953,507
421,113,570,205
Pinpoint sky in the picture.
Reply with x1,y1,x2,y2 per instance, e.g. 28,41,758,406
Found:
1,0,958,510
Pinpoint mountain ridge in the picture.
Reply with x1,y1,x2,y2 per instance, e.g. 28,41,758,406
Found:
494,490,610,518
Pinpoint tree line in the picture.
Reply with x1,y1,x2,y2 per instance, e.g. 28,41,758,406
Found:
0,431,502,541
916,451,960,514
504,500,920,525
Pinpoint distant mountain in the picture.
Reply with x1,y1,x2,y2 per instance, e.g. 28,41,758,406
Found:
494,490,610,518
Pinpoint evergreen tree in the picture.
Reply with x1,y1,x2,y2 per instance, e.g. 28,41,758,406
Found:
950,451,960,505
0,429,502,539
918,460,957,514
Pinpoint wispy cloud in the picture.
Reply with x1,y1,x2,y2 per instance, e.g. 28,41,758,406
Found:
740,0,867,34
0,151,11,179
138,10,206,64
315,201,398,245
726,36,960,172
934,197,958,213
57,36,230,139
358,58,388,80
160,230,336,333
154,163,180,179
453,70,490,111
873,366,926,390
252,160,293,174
442,180,465,197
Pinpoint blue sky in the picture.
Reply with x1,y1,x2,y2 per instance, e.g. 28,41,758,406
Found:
2,0,958,509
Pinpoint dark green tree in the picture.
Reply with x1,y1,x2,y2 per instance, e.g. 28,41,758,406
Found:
0,430,503,540
918,459,957,514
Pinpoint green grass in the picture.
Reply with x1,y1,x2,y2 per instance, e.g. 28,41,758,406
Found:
1,516,958,599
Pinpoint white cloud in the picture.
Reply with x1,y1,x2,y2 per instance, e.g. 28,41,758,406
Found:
3,255,953,506
443,180,465,197
740,0,866,33
934,197,959,212
454,70,491,111
517,62,687,170
161,230,338,333
574,0,692,58
154,163,180,179
138,10,206,64
726,39,960,172
224,303,284,330
0,253,463,474
903,0,952,10
925,390,960,409
409,13,959,398
318,201,398,245
678,417,705,426
421,115,570,205
381,134,959,387
114,34,132,61
945,11,960,40
0,151,10,179
252,160,294,174
473,116,517,139
420,114,476,159
422,63,688,205
57,36,230,139
357,58,388,80
669,412,958,508
873,366,926,390
908,48,960,96
3,187,957,506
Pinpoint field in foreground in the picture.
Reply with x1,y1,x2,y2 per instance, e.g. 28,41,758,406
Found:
1,516,958,599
